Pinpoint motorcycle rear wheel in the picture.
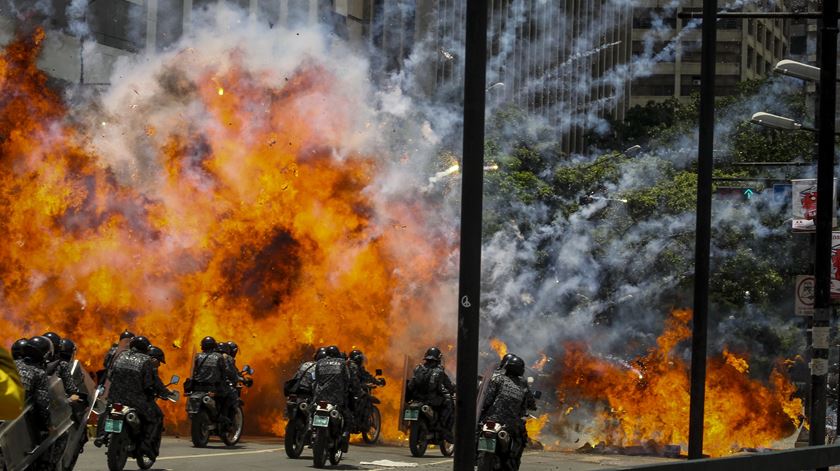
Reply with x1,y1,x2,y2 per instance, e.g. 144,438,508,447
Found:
106,435,128,471
361,406,381,444
312,430,329,469
408,421,428,457
284,418,306,458
477,451,498,471
439,439,455,457
191,411,211,448
328,446,343,465
222,405,244,446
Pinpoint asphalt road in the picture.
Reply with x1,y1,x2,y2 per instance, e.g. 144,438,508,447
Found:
73,436,674,470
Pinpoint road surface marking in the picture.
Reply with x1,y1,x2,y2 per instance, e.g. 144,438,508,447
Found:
366,459,451,469
156,448,282,460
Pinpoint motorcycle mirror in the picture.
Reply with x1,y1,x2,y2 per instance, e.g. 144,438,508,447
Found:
533,390,542,400
375,369,383,376
244,365,254,375
170,375,181,385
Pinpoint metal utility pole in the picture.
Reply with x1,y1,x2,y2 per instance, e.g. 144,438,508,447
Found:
809,0,838,459
688,0,717,460
453,1,487,470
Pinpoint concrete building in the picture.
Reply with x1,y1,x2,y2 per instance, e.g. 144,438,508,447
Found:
629,0,791,107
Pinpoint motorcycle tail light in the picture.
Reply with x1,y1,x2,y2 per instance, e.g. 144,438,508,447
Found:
318,401,328,408
113,403,124,412
289,395,297,401
485,421,496,429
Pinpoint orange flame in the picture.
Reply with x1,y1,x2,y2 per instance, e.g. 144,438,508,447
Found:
532,352,549,372
557,309,803,457
0,30,456,439
526,414,549,441
490,338,508,359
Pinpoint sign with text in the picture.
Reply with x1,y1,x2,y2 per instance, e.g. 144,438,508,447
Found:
792,178,837,232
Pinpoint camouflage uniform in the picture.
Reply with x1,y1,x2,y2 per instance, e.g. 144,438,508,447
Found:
313,356,360,437
192,351,233,425
108,350,161,458
47,359,80,397
406,362,455,434
479,374,531,470
147,364,170,458
289,361,316,396
15,359,62,471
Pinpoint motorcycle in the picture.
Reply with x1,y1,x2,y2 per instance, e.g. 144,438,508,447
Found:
311,401,345,468
187,365,253,448
352,368,384,444
476,420,523,471
403,399,454,457
102,375,180,471
283,393,311,458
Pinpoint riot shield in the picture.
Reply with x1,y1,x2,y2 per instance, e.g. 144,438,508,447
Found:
398,355,411,434
61,361,97,471
100,338,130,402
475,364,496,420
0,377,73,471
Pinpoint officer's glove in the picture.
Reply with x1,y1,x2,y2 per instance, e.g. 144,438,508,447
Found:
376,378,386,387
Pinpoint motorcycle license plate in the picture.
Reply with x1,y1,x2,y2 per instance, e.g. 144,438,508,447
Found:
313,415,330,428
477,437,496,452
404,409,419,421
104,418,124,434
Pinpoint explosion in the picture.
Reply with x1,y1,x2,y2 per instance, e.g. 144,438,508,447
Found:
0,20,457,439
557,309,803,457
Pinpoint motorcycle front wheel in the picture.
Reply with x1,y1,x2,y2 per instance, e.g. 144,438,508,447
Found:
312,429,329,469
284,417,306,458
408,421,428,457
361,405,381,444
106,434,128,471
222,405,244,446
191,411,211,448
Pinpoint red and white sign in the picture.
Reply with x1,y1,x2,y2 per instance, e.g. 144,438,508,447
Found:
792,178,837,232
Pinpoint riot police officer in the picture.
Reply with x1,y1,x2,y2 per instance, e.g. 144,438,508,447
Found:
406,347,455,441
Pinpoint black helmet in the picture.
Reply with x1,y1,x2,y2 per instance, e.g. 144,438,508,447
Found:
218,342,231,355
227,341,238,358
424,347,442,362
58,339,76,362
148,346,166,364
201,336,217,352
119,330,135,340
349,349,364,365
11,338,28,360
129,336,151,353
314,347,328,361
43,332,62,351
505,354,525,377
26,336,53,362
499,353,514,370
325,345,341,359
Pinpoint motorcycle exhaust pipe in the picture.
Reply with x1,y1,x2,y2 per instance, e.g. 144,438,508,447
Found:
299,402,309,411
126,412,140,425
329,409,340,419
202,396,216,408
421,405,435,417
498,430,509,442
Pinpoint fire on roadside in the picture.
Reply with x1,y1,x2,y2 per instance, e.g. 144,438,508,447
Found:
556,309,803,457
